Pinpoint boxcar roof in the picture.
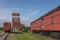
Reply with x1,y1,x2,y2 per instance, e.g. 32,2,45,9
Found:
40,5,60,18
31,5,60,23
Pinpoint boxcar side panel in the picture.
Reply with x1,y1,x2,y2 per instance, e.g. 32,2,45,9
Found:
43,10,60,31
34,19,41,30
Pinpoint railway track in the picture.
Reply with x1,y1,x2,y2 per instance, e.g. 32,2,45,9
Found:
51,36,60,40
38,33,60,40
0,33,9,40
42,34,60,40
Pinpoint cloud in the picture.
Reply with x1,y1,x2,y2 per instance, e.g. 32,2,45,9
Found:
0,8,12,27
0,0,40,27
0,6,40,27
27,11,40,16
0,0,12,27
20,11,40,26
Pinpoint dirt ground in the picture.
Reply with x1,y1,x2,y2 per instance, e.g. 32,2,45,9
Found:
6,33,16,40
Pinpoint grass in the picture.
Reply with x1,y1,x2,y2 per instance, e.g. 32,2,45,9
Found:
0,30,3,33
14,32,51,40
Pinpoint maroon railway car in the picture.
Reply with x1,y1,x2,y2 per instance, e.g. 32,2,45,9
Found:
30,22,35,32
30,6,60,36
30,18,42,33
3,22,11,32
40,6,60,34
34,19,41,33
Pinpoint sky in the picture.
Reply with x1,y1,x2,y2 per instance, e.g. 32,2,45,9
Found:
0,0,60,27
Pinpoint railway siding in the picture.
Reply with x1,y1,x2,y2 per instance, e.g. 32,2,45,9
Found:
0,33,9,40
0,32,5,36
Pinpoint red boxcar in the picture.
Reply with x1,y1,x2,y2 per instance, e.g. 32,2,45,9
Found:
3,22,11,32
30,22,35,32
34,19,41,33
41,6,60,31
30,6,60,35
30,18,42,33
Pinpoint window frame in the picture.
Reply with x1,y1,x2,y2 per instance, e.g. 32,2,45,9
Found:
41,19,44,26
51,16,54,24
